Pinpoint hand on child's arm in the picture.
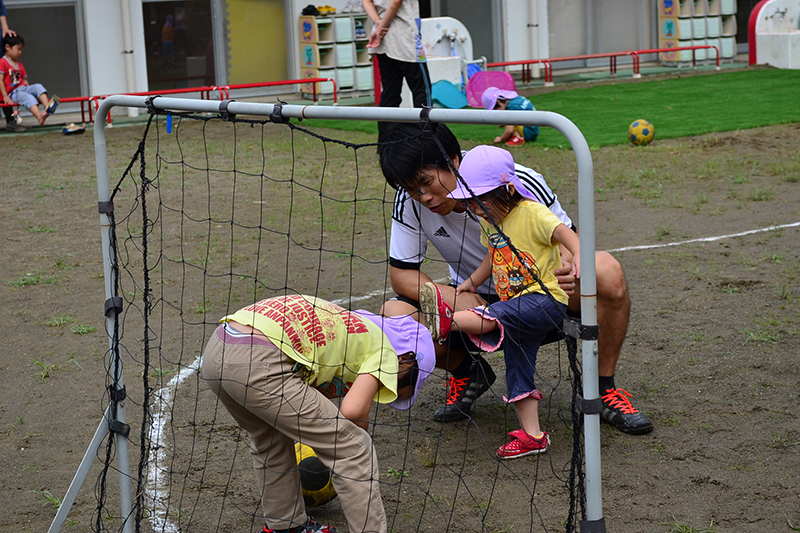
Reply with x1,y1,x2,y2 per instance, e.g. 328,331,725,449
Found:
3,95,13,105
459,253,492,295
554,259,576,295
456,278,475,294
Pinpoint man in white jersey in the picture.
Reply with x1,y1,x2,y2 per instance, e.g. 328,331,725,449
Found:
377,122,653,435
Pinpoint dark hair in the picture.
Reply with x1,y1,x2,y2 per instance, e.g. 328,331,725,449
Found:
471,185,523,216
377,122,462,190
2,34,24,50
396,358,419,390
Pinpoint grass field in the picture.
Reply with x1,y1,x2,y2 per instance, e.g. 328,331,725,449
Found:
297,69,800,147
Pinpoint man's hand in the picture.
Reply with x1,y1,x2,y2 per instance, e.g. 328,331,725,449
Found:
555,260,577,295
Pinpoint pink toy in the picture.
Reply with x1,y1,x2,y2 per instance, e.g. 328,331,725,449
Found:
465,71,517,109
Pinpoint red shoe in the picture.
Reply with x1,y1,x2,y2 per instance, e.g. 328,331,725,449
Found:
419,282,452,343
506,133,525,147
496,429,550,459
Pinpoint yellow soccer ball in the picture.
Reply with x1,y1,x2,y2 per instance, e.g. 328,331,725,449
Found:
295,442,337,508
628,119,655,146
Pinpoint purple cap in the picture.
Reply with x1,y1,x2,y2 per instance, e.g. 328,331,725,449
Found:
357,311,435,411
448,145,539,202
482,87,519,110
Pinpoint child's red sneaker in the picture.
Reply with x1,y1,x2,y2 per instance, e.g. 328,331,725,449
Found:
505,133,525,147
496,429,550,459
419,282,453,344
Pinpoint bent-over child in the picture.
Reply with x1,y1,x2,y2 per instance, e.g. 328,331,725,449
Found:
482,86,538,146
419,145,579,459
201,294,435,533
1,34,58,126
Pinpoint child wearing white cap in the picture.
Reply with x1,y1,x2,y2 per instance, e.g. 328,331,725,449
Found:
201,294,435,533
419,145,579,459
481,86,539,146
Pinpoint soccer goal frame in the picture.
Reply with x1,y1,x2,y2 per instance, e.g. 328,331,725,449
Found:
49,94,605,533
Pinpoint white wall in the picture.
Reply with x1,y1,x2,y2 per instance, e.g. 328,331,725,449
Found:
83,0,149,96
504,0,549,67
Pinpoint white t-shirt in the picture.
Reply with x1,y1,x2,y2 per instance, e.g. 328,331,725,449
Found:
369,0,426,63
389,160,573,298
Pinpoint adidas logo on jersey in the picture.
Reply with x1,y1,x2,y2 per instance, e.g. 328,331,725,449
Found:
433,227,450,238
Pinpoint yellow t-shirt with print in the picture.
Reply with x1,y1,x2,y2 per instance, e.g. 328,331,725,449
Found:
479,200,568,305
223,294,399,404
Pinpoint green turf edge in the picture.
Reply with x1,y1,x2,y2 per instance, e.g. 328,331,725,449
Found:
291,69,800,149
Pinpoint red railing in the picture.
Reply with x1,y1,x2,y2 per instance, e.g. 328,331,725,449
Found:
487,46,720,86
3,77,337,128
92,78,337,125
1,96,93,125
224,78,338,105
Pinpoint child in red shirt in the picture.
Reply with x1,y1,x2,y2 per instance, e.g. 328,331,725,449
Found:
1,34,58,126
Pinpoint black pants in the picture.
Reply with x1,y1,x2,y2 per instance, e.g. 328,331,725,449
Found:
3,106,12,123
376,54,431,108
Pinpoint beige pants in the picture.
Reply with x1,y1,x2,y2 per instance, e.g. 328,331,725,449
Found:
201,325,387,532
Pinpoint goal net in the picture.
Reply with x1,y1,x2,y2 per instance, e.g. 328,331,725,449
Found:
72,97,598,533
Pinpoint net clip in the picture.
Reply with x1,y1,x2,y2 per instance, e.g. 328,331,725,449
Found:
104,296,123,317
108,385,127,403
145,95,161,115
579,518,607,533
219,99,236,121
269,100,290,124
563,317,599,340
580,397,604,415
418,105,433,134
98,201,114,214
108,420,130,438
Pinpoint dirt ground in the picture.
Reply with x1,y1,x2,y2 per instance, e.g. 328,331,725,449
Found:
1,111,799,533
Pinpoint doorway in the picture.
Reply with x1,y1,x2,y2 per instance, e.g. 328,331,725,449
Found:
143,0,215,91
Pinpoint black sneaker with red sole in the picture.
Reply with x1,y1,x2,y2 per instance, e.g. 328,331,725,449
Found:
433,357,496,423
600,388,654,434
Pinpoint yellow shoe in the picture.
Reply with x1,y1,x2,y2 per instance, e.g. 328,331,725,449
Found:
325,5,336,14
317,5,328,14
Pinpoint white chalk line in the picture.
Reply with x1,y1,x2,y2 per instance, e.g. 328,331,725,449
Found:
144,220,799,530
145,356,202,533
607,221,800,253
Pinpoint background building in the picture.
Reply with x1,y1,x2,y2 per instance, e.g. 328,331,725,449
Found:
2,0,755,110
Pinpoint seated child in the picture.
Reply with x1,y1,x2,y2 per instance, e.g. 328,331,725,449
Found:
419,145,580,459
482,86,539,146
1,34,59,126
201,294,435,533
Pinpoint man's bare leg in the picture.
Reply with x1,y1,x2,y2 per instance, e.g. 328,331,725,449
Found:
569,252,653,434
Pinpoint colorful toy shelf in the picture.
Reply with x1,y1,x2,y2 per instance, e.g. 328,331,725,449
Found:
658,0,737,64
299,14,373,97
